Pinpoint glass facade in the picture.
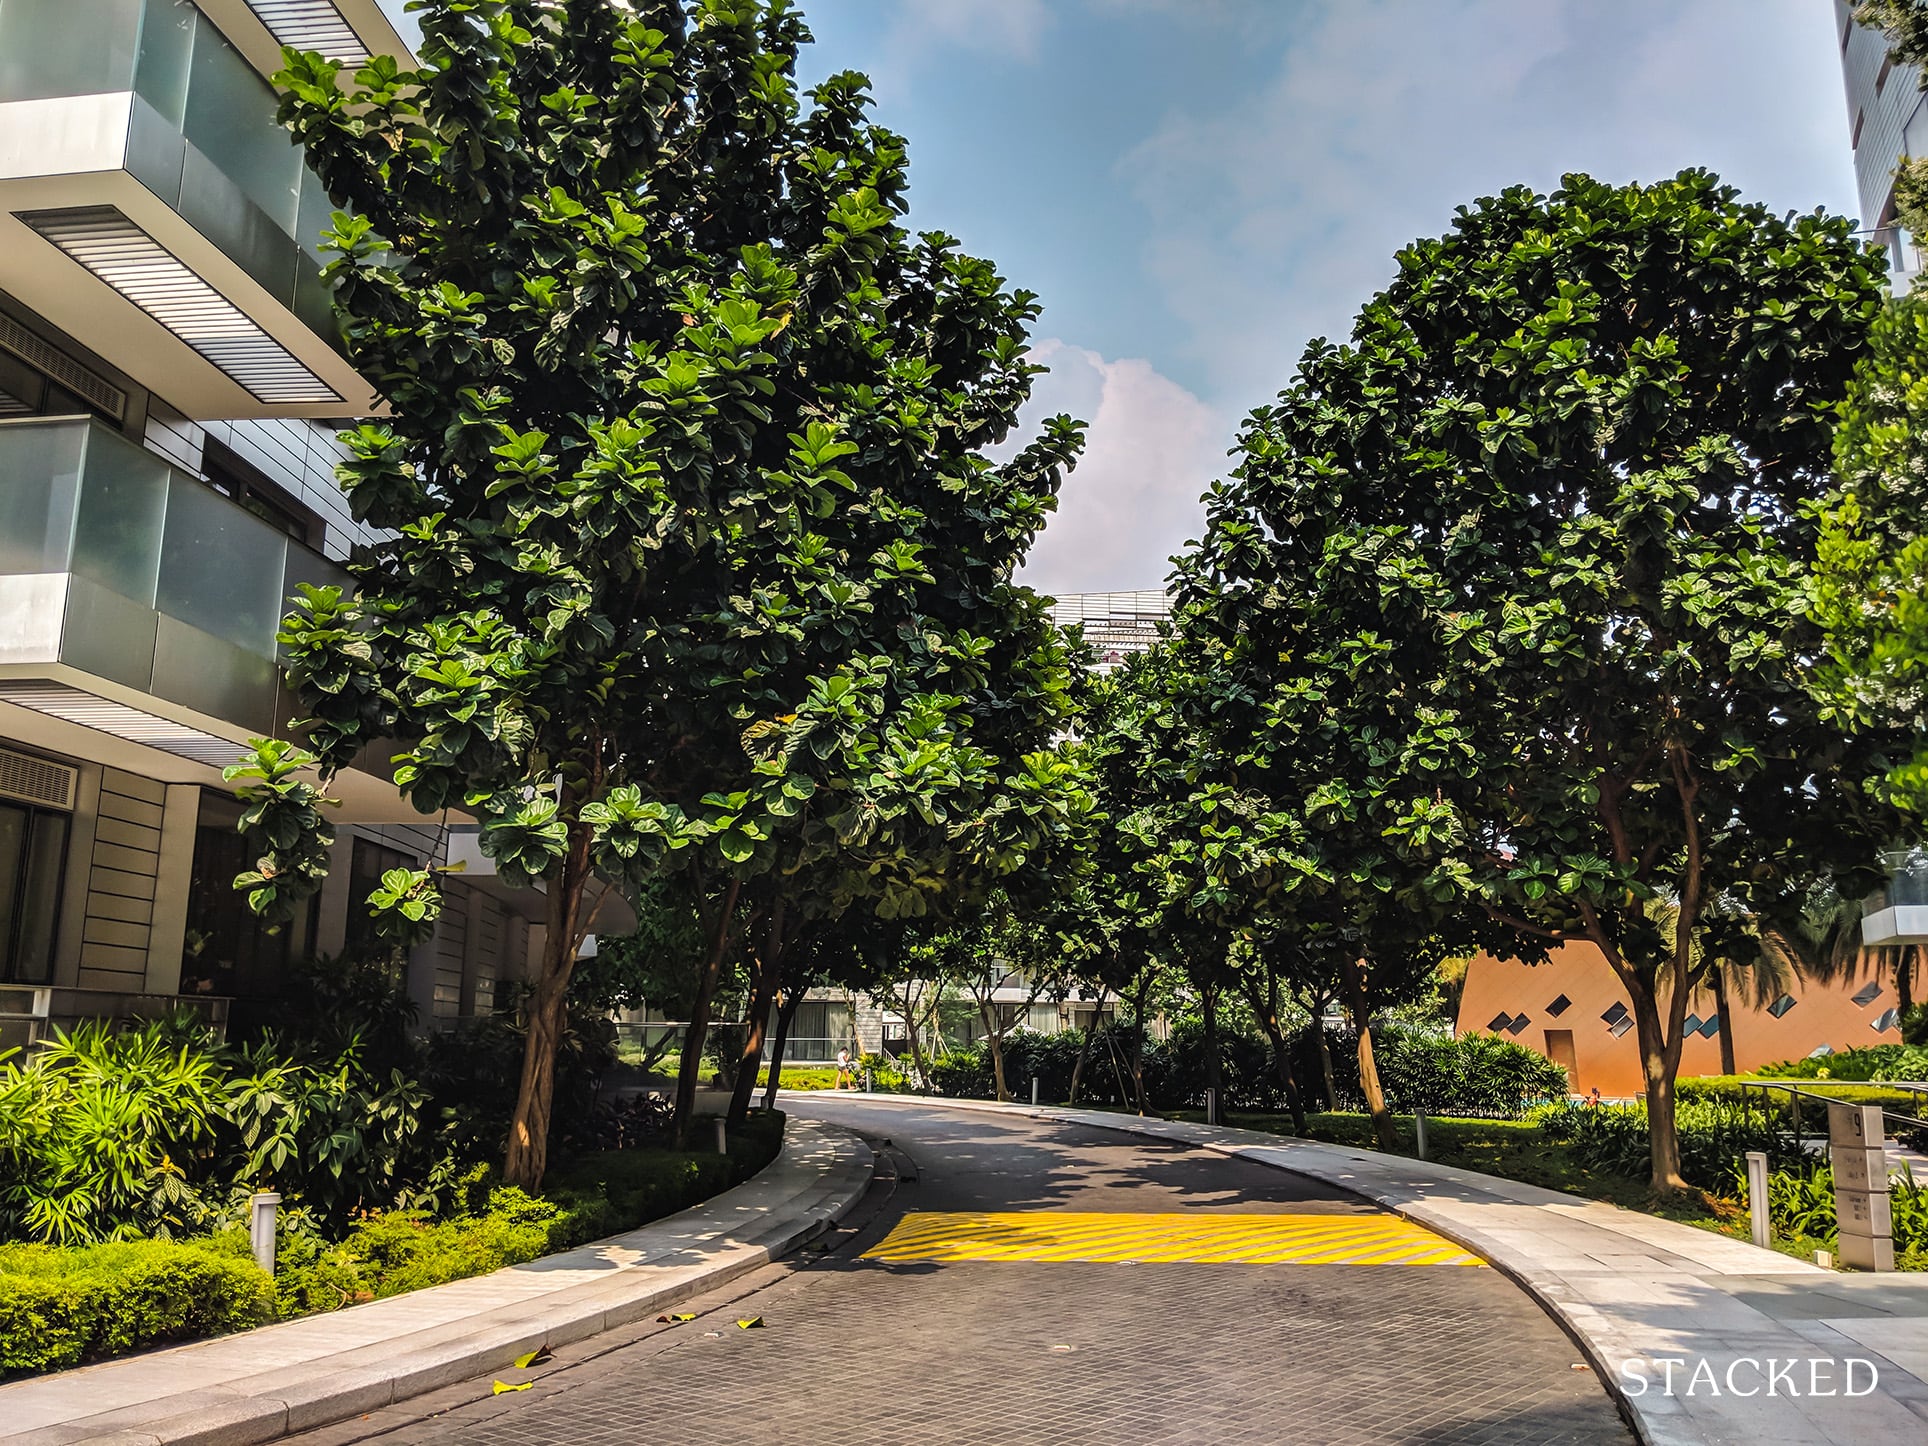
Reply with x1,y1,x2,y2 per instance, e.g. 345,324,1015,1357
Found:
0,416,346,659
0,0,331,257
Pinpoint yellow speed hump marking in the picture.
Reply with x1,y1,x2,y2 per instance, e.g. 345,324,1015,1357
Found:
861,1211,1485,1267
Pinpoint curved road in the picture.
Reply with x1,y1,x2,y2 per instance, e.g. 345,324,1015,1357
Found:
294,1099,1633,1446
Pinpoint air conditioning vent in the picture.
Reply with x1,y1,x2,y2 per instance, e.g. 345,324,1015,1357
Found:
0,748,78,810
0,313,126,422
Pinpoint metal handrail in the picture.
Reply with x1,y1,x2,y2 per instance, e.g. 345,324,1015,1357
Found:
1734,1078,1928,1145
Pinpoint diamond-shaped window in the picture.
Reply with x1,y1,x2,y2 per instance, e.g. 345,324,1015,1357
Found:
1602,1002,1630,1026
1547,994,1572,1017
1487,1013,1513,1034
1852,981,1884,1008
1608,1016,1634,1039
1767,994,1796,1019
1683,1013,1704,1036
1507,1013,1531,1036
1698,1014,1721,1038
1874,1009,1900,1034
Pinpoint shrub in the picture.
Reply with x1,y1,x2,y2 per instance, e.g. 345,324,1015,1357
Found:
1363,1030,1570,1118
274,1110,785,1318
1545,1098,1797,1189
1752,1044,1928,1082
1733,1158,1928,1261
0,1237,273,1376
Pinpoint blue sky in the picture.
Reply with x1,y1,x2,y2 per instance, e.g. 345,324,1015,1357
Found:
795,0,1864,595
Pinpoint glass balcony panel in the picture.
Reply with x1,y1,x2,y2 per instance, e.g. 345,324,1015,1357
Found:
183,12,302,233
0,420,83,573
156,469,291,653
132,0,196,128
0,0,142,103
71,424,167,603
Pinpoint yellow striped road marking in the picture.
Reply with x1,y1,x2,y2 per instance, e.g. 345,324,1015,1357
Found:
861,1211,1485,1267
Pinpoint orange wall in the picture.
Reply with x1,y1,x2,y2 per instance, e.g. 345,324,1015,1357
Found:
1455,943,1905,1097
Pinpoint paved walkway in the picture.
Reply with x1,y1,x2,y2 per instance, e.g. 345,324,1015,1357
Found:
286,1099,1634,1446
0,1119,872,1446
882,1096,1928,1446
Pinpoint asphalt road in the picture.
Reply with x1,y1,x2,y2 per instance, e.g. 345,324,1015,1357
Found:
294,1098,1634,1446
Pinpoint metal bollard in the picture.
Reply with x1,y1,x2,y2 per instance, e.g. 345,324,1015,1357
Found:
1414,1112,1428,1160
714,1117,728,1156
1031,1076,1040,1106
1204,1087,1217,1126
249,1191,281,1277
863,1067,872,1093
1746,1150,1770,1248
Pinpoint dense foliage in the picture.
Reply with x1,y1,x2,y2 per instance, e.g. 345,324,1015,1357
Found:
252,0,1089,1188
922,1023,1565,1120
0,1237,273,1376
1176,170,1900,1189
1814,294,1928,813
0,1021,452,1246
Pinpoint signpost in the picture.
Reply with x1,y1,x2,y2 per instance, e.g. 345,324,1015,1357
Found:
1828,1102,1894,1272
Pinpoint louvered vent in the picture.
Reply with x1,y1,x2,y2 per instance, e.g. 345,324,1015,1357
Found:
0,748,77,810
0,313,126,422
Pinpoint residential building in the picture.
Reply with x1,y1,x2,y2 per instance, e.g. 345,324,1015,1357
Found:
1837,0,1926,277
0,0,552,1048
1047,589,1171,668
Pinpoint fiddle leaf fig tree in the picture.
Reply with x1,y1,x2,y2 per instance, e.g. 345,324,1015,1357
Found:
1181,171,1902,1190
255,0,1082,1189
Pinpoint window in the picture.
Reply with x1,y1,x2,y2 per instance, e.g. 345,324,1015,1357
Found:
1486,1012,1513,1034
183,790,310,998
1767,993,1797,1019
1875,1009,1901,1034
1854,107,1867,149
1852,980,1883,1007
1546,993,1571,1017
1600,1001,1629,1026
0,799,68,984
202,439,323,548
1879,55,1896,95
344,837,419,963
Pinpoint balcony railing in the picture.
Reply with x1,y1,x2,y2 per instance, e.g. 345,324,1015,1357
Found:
0,415,343,661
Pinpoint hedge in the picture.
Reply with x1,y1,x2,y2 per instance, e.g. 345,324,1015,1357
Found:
0,1238,273,1375
2,1111,786,1376
1678,1075,1928,1119
924,1023,1567,1119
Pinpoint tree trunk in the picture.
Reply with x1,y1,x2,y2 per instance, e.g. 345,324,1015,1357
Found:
1068,985,1109,1106
1900,947,1917,1017
986,1006,1011,1103
1131,975,1152,1115
1201,982,1222,1115
502,819,593,1192
673,875,742,1135
1342,956,1398,1151
1311,994,1338,1110
760,975,806,1113
1241,981,1305,1136
1711,965,1737,1077
898,980,933,1092
1627,975,1689,1191
728,899,788,1125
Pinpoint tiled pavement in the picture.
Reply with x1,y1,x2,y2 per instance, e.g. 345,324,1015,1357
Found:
294,1102,1632,1446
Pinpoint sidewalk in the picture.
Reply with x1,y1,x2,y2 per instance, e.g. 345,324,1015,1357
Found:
813,1093,1928,1446
0,1118,873,1446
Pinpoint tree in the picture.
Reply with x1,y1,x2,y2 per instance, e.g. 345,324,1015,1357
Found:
1815,293,1928,815
1181,172,1902,1190
259,0,1082,1188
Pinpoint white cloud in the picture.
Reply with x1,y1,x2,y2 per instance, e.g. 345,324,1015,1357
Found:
1124,0,1860,400
1015,340,1229,596
880,0,1052,65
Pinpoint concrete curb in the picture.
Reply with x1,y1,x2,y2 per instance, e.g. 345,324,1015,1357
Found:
0,1118,874,1446
805,1093,1928,1446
